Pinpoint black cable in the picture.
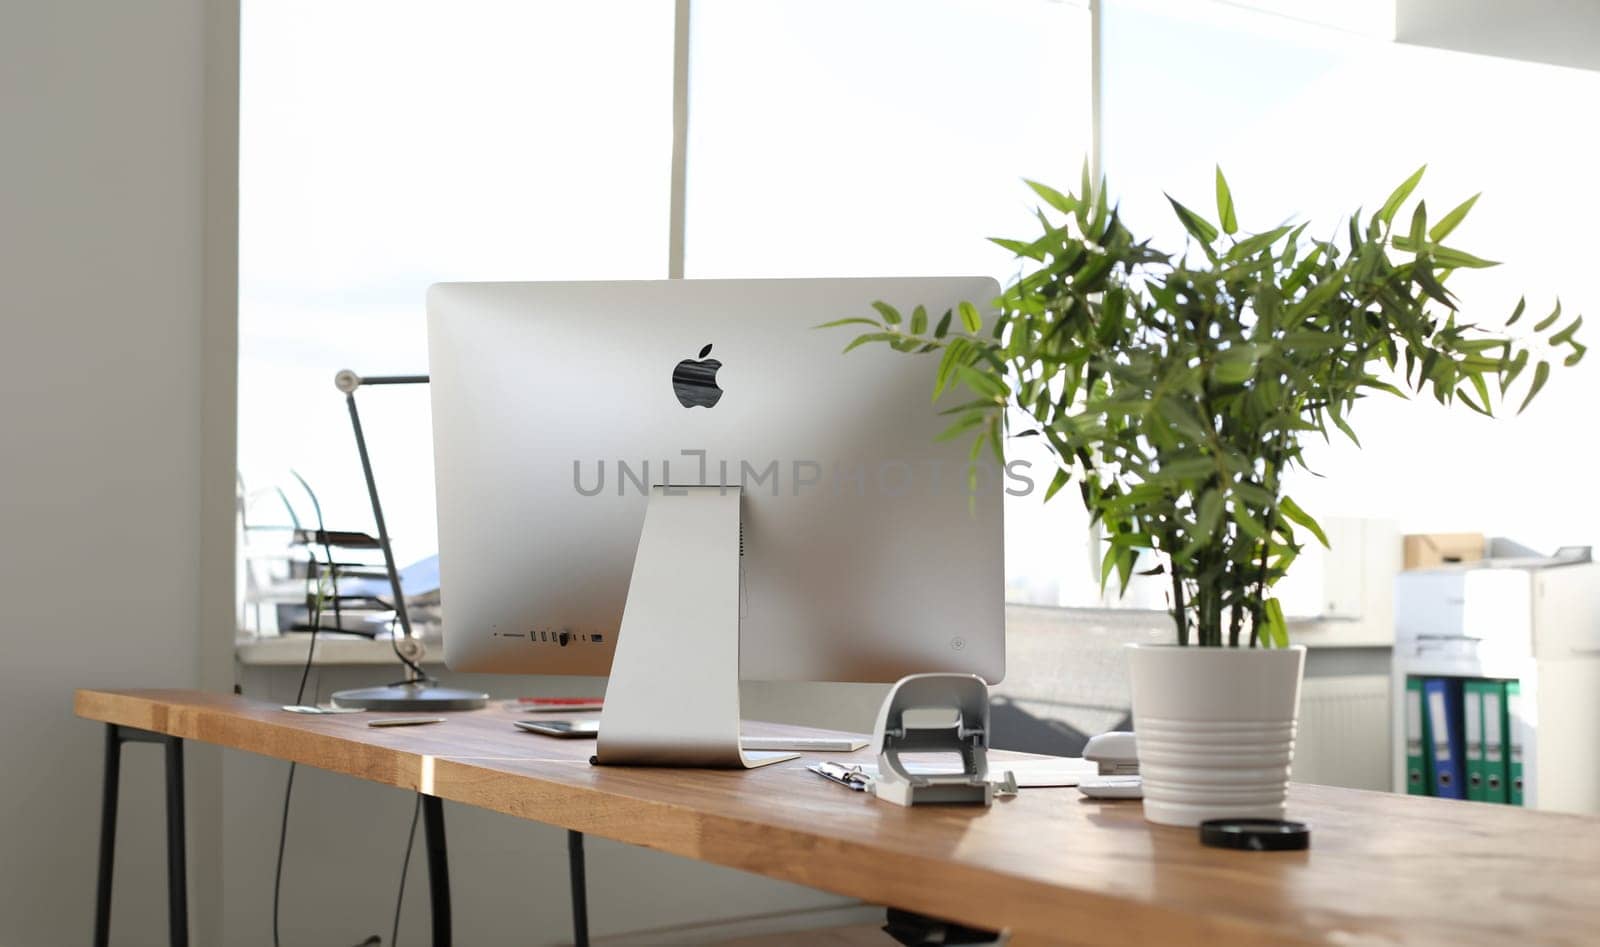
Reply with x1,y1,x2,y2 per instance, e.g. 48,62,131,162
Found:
293,551,321,705
272,466,422,947
290,469,342,636
275,548,323,947
272,764,297,947
288,471,403,669
391,794,422,947
271,483,411,947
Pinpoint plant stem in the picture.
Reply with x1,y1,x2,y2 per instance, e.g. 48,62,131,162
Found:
1169,544,1188,646
1252,428,1291,648
1203,543,1216,646
1248,582,1261,644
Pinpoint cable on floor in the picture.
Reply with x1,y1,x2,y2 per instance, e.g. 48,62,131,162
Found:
274,546,324,947
391,794,423,947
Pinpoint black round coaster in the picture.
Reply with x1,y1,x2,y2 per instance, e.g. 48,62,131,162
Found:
1199,819,1310,851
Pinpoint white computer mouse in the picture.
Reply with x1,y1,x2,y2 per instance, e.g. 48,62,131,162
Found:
1077,775,1143,799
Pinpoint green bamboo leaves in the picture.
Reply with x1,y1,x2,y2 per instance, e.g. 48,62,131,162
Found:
1216,166,1238,235
1168,195,1219,246
1377,165,1427,225
826,165,1582,647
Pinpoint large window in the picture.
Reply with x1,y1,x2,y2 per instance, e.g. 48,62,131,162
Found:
239,0,1598,630
685,0,1090,281
1102,0,1600,562
684,0,1095,606
240,0,1095,616
240,1,674,567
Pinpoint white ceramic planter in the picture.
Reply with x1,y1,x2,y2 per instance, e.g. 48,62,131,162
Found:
1127,643,1307,827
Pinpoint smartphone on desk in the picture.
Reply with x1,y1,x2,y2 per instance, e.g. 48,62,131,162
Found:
515,719,599,738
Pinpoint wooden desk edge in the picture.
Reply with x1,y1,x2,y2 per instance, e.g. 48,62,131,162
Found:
426,754,1315,947
73,689,1325,946
75,688,432,790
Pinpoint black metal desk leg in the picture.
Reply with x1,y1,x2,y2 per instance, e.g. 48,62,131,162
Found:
568,830,589,947
164,738,188,947
92,726,189,947
422,795,452,947
94,724,122,947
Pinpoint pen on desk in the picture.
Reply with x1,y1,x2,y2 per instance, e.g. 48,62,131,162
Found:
368,717,447,728
808,761,872,791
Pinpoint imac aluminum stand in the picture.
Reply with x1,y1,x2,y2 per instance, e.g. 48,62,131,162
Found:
593,486,798,768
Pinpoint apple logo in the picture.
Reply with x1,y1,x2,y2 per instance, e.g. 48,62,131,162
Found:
672,343,724,408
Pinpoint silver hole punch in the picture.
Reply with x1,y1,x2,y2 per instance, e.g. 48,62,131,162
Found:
871,673,994,806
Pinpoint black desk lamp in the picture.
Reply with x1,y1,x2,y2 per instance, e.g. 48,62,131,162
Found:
328,369,487,711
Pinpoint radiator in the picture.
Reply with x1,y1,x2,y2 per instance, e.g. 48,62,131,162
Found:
1290,674,1392,790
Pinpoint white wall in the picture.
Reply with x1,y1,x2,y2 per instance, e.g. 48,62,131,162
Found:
1397,0,1600,72
0,1,227,944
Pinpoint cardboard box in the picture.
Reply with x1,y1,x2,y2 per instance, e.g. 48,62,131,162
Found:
1403,533,1484,570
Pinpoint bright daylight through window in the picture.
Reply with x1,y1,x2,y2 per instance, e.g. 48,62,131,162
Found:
239,0,1598,627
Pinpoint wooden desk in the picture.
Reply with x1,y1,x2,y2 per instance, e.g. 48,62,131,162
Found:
77,689,1600,946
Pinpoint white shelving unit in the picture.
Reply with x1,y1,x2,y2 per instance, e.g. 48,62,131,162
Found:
1391,559,1600,811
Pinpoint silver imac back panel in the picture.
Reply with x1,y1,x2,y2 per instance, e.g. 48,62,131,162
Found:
427,277,1005,688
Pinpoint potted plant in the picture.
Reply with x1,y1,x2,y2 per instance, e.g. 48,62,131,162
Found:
830,165,1583,825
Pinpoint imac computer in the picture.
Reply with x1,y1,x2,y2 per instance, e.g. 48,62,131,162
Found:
427,278,1005,767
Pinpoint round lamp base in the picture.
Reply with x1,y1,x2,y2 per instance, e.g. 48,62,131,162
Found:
331,681,488,712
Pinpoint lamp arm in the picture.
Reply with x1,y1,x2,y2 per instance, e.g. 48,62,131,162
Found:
336,369,430,677
335,370,429,392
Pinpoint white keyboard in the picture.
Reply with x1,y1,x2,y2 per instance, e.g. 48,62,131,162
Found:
858,756,1099,787
740,736,868,752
